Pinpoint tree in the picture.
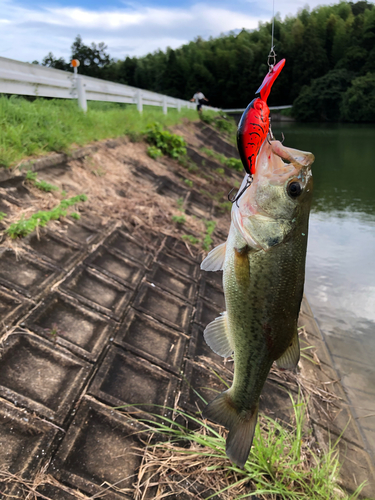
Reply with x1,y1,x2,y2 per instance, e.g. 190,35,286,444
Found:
292,69,353,121
70,35,113,78
341,72,375,121
41,52,68,71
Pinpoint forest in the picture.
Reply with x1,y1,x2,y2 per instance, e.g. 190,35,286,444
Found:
36,1,375,122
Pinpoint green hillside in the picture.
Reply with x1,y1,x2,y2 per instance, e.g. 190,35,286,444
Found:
34,1,375,122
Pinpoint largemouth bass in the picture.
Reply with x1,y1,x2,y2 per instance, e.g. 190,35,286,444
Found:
200,138,314,468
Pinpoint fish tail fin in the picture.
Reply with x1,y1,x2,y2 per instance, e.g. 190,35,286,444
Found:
203,391,258,469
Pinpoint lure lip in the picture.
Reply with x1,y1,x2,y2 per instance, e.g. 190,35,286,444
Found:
255,58,286,103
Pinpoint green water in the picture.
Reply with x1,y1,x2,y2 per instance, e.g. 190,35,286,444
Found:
273,122,375,458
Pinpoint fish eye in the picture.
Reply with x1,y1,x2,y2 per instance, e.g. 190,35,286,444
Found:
287,181,302,198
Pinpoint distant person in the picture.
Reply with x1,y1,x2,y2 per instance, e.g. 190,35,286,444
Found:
191,90,208,113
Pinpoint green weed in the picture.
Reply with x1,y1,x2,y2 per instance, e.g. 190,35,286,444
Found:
25,170,59,192
172,215,186,225
184,178,193,188
216,167,225,175
215,117,236,134
201,146,243,172
202,219,216,250
147,146,163,159
5,194,87,238
182,234,200,245
0,212,7,221
188,163,198,173
145,122,187,159
218,201,232,213
70,212,81,220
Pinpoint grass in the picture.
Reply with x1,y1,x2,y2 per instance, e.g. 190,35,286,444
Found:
145,122,187,159
201,146,243,172
128,391,367,500
182,234,200,245
200,111,237,144
202,219,216,250
172,215,186,225
25,170,59,192
5,194,87,238
0,96,201,168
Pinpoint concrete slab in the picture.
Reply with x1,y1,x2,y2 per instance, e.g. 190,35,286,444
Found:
164,235,202,262
313,423,375,497
200,269,223,289
0,249,60,299
194,298,222,328
185,189,213,218
50,397,155,499
60,265,133,320
199,275,225,310
85,245,145,289
156,176,188,200
188,323,224,364
25,291,116,362
0,331,91,424
23,230,84,270
0,399,58,497
157,249,200,280
61,222,102,247
115,308,187,375
0,176,34,202
133,282,192,332
104,229,153,267
35,482,86,500
180,359,227,415
89,347,179,416
147,262,197,303
0,285,32,334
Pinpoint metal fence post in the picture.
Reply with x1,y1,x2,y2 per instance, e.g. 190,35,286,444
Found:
77,76,87,112
162,95,167,115
137,89,143,113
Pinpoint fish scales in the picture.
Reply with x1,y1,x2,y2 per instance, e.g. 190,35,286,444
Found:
201,139,314,468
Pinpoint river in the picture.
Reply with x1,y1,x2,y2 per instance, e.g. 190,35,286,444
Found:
272,122,375,461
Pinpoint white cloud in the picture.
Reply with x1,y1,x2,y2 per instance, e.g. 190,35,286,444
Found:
0,0,267,62
0,0,344,63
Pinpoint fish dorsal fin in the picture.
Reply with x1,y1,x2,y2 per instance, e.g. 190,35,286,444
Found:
201,242,226,272
203,312,233,358
275,331,300,370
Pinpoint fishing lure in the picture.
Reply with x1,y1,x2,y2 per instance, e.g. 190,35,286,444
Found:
237,58,286,177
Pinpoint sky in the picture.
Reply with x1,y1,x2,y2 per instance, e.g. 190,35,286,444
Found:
0,0,344,64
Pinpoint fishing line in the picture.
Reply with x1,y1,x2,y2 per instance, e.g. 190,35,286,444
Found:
268,0,277,70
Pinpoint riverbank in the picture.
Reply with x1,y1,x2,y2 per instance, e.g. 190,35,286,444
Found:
0,120,373,498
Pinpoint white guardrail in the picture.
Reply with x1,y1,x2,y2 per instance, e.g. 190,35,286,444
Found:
0,56,219,113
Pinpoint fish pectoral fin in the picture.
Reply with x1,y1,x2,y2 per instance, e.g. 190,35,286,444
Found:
275,331,300,370
201,242,226,272
203,392,258,469
203,312,233,357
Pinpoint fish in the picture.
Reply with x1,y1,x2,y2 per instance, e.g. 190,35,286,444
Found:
200,137,314,468
237,59,285,176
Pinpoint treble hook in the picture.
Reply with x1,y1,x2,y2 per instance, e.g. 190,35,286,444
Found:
228,176,253,206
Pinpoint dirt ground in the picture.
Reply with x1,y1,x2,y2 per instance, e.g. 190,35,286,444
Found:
0,120,374,499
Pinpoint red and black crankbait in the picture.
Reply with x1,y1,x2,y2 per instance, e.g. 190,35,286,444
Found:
237,58,285,177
